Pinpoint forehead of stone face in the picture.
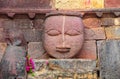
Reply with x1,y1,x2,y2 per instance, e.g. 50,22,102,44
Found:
44,15,84,32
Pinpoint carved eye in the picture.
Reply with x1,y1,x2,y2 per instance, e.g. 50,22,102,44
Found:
66,30,81,36
47,30,61,36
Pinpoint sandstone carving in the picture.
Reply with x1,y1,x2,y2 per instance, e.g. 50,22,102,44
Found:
43,12,85,58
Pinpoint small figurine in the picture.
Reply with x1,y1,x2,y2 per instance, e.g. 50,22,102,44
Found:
0,29,27,79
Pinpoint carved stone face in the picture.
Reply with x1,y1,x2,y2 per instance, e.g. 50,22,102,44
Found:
43,15,84,58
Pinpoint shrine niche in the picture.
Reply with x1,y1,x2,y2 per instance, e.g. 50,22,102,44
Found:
43,12,85,59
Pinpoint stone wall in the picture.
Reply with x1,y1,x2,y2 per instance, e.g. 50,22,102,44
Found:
1,13,119,60
0,0,119,79
0,12,119,79
0,13,109,60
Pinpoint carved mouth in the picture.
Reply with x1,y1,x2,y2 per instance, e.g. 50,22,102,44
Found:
56,47,70,53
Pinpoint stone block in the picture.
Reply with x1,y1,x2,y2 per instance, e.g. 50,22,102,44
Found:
1,19,33,29
22,29,42,42
97,40,120,79
105,26,120,39
105,0,120,8
28,42,45,59
33,19,44,29
0,43,7,62
83,15,101,28
76,40,97,60
53,0,104,10
85,27,106,40
28,59,97,79
101,18,120,26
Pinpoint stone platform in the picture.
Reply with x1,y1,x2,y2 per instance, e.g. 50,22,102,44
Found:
28,59,97,79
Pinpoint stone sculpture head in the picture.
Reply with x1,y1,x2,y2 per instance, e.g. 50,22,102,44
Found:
43,12,84,58
4,28,27,47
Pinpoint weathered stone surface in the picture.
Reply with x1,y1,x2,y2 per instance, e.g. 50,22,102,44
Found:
85,27,106,40
22,29,42,42
105,26,120,39
0,28,5,42
101,18,120,26
114,12,120,17
0,29,27,79
1,19,33,29
28,42,45,59
0,0,51,8
83,15,101,28
28,59,97,79
0,43,7,62
76,40,97,60
102,13,116,18
105,0,120,8
97,40,120,79
0,46,27,79
33,19,44,29
53,0,104,10
0,19,4,28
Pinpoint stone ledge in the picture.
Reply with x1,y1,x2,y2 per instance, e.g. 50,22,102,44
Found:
28,59,97,79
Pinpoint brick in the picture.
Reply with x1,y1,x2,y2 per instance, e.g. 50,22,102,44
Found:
97,40,120,79
105,26,120,39
83,15,101,28
53,0,104,10
101,18,120,26
1,19,33,29
76,40,97,60
0,43,7,62
22,29,42,42
28,42,45,59
85,27,106,40
105,0,120,8
33,19,44,29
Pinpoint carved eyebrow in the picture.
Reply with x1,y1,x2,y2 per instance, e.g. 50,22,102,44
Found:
66,29,83,33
